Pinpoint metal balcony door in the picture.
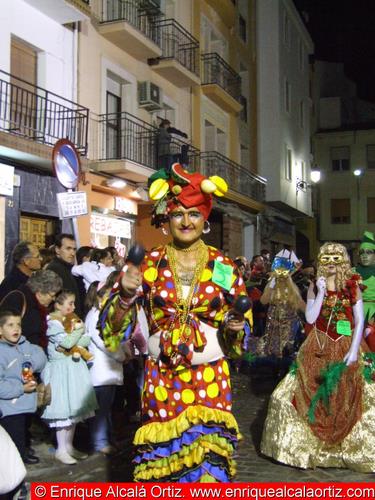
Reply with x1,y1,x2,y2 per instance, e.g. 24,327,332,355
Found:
106,91,122,159
10,38,40,139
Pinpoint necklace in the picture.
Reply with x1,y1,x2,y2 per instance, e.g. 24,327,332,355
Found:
170,239,204,253
166,241,208,346
314,294,338,353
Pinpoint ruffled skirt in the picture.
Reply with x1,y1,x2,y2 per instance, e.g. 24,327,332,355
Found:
133,357,240,482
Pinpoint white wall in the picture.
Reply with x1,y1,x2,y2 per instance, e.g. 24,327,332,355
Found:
257,0,313,216
0,0,74,100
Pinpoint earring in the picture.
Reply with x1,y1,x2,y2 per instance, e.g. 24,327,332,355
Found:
202,220,211,234
161,226,169,236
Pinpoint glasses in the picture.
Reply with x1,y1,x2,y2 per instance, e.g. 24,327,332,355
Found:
46,292,57,300
359,249,374,255
169,211,203,221
319,254,344,265
27,254,41,260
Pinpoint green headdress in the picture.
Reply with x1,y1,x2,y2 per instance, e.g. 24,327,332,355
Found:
360,231,375,251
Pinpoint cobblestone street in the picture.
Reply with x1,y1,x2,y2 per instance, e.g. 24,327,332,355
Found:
26,371,374,484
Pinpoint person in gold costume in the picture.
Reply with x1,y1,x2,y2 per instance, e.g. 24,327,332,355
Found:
261,242,375,472
98,164,251,482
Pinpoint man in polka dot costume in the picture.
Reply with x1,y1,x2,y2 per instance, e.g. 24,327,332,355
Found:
99,164,251,482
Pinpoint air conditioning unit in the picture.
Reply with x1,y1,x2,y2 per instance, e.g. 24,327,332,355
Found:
138,81,162,111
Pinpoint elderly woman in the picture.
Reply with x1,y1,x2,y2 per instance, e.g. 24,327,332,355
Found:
98,164,251,482
261,242,375,472
0,269,62,349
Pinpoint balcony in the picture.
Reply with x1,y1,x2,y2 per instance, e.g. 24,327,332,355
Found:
200,152,266,205
205,0,236,30
201,53,242,114
0,70,89,161
149,19,200,88
99,0,162,60
93,111,197,182
23,0,90,23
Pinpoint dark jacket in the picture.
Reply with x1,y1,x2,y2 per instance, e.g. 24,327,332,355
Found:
0,284,48,348
0,267,29,301
47,257,82,318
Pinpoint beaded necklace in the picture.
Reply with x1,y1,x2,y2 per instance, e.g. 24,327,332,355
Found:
164,240,208,348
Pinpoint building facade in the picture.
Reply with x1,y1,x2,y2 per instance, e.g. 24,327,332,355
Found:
0,0,267,275
256,0,313,259
312,62,375,260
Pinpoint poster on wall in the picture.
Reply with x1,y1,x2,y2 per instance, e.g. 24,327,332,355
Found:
90,214,132,239
0,164,14,196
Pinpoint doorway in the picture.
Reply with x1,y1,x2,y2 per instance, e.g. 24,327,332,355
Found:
20,214,59,249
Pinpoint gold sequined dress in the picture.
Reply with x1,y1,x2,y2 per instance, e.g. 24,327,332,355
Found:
261,289,375,472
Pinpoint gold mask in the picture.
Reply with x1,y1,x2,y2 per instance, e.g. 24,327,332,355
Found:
319,254,344,265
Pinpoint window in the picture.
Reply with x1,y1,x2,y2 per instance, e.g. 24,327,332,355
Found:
240,145,249,167
299,40,304,71
239,95,247,122
284,13,290,47
285,147,292,180
331,198,351,224
368,198,375,223
331,146,350,171
239,15,247,42
299,100,304,128
285,80,291,114
366,145,375,169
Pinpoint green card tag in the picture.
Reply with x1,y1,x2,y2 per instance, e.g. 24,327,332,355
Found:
336,320,352,336
212,260,233,291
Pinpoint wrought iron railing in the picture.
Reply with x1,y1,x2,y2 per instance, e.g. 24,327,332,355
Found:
199,151,266,203
100,0,161,44
153,18,200,76
201,53,241,101
0,70,89,154
98,111,197,170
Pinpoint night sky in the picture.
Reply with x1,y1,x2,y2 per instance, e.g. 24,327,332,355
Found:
293,0,375,102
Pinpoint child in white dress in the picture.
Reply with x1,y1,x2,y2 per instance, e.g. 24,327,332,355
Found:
41,290,97,465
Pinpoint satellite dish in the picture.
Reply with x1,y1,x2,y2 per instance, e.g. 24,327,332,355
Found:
52,139,81,189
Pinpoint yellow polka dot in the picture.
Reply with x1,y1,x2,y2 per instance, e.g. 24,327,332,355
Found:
172,329,181,345
228,379,231,388
203,367,215,383
222,360,230,376
168,374,173,379
200,269,213,282
169,293,174,298
178,370,192,383
181,389,195,404
171,401,176,406
218,376,222,381
155,386,168,402
168,411,173,416
207,383,219,398
144,267,158,282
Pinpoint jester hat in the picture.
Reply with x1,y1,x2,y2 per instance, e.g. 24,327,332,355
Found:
148,163,228,226
360,231,375,251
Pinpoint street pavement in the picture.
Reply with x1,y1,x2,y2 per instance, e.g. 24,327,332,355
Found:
26,370,374,484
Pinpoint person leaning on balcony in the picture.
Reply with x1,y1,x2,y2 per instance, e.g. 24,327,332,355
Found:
0,242,42,301
157,119,188,172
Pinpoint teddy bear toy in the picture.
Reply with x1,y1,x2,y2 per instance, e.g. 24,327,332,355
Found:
56,312,94,362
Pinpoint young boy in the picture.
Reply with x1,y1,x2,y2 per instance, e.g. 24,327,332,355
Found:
0,310,47,465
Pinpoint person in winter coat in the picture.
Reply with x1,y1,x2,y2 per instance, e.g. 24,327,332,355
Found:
0,310,47,463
